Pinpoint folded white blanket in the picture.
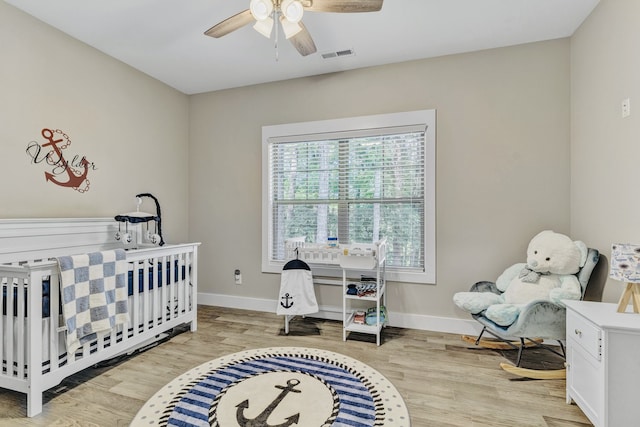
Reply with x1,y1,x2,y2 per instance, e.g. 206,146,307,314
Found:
57,249,128,355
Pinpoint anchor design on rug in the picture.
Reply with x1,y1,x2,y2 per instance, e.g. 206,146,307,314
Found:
40,128,90,190
280,293,294,309
236,378,301,427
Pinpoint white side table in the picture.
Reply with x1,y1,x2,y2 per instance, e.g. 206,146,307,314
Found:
565,300,640,427
341,239,387,346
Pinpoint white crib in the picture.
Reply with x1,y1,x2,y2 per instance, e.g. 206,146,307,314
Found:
0,218,200,417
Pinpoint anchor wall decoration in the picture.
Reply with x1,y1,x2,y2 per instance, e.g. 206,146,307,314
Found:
25,128,97,193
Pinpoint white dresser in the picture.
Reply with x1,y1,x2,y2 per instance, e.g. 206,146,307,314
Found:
565,300,640,427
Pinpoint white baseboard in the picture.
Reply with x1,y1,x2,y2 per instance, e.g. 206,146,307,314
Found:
198,292,483,336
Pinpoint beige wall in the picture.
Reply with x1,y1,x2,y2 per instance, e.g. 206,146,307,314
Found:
3,0,585,326
571,0,640,303
0,3,190,242
189,39,572,322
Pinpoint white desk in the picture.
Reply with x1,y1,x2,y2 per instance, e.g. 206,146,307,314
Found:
565,300,640,427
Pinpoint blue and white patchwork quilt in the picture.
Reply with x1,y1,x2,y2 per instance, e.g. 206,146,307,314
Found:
57,249,129,355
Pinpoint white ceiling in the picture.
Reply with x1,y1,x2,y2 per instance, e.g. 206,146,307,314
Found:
5,0,599,95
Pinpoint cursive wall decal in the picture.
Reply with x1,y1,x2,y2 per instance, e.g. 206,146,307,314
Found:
26,128,97,193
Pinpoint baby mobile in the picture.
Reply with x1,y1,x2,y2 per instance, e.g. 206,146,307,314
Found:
25,128,97,193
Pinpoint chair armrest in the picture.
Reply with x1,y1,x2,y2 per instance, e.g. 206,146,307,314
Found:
470,281,500,294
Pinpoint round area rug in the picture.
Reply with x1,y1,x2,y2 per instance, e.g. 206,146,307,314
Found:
132,347,410,426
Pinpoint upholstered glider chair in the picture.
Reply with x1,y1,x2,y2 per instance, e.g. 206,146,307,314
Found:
461,248,602,379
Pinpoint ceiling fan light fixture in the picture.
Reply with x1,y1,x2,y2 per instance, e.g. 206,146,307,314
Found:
281,0,304,23
253,16,274,38
280,15,302,39
250,0,273,21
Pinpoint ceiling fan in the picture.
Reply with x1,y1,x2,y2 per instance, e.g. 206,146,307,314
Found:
204,0,383,57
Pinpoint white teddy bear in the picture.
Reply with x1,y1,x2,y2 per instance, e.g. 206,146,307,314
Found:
453,230,588,326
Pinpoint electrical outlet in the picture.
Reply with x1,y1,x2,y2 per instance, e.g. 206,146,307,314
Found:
622,98,631,118
234,269,242,285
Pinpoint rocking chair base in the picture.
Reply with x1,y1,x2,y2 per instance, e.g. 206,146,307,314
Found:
499,362,566,380
461,335,543,350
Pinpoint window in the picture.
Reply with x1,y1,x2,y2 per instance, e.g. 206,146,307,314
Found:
262,110,435,283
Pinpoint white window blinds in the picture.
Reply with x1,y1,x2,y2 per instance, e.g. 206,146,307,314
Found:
268,124,426,271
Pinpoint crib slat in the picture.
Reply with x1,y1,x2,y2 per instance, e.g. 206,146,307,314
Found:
49,273,60,372
158,255,164,324
183,255,189,315
16,278,25,380
169,255,176,319
131,260,140,337
165,255,174,320
175,255,180,316
161,255,168,322
189,249,198,332
0,277,5,376
158,256,164,325
169,254,176,321
80,341,90,362
6,278,15,378
176,258,183,316
185,252,191,313
98,328,107,353
179,253,188,315
143,260,150,332
151,258,158,329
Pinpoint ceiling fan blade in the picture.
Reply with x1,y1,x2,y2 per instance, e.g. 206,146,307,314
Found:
289,22,317,56
204,9,254,38
303,0,383,13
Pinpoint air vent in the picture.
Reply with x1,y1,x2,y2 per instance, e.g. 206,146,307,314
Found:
321,48,355,59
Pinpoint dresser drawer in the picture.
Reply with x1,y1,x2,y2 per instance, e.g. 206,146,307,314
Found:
567,310,601,361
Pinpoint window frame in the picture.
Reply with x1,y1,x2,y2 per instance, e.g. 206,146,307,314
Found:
261,109,436,284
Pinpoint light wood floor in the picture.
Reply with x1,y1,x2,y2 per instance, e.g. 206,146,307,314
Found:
0,306,592,427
